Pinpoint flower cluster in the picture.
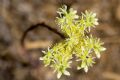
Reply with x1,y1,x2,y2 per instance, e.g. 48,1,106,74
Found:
40,5,106,79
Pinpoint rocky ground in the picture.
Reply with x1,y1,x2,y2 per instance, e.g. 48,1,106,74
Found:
0,0,120,80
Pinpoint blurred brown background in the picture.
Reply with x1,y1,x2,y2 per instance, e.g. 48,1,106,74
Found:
0,0,120,80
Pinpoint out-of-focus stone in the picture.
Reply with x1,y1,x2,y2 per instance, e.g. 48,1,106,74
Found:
116,4,120,21
13,67,29,80
31,66,55,80
39,4,57,19
90,0,112,22
17,2,33,14
91,23,118,38
58,0,76,6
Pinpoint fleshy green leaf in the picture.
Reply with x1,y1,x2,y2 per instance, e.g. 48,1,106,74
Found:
64,70,70,76
57,72,62,79
84,66,88,73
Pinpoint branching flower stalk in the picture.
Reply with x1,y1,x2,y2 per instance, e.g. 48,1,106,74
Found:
40,5,106,79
